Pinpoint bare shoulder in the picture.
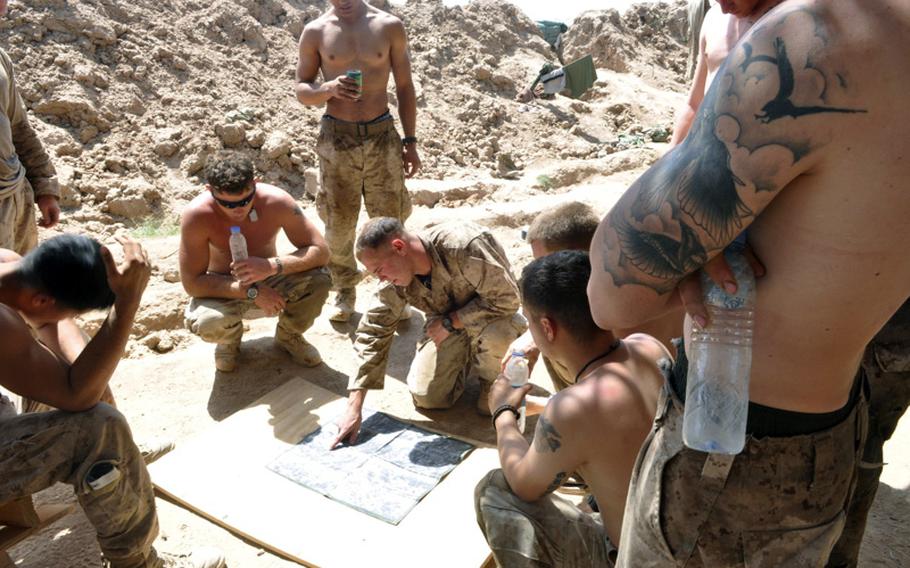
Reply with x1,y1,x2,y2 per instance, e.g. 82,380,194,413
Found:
0,248,21,263
623,333,673,363
0,304,33,353
181,192,215,227
255,183,298,212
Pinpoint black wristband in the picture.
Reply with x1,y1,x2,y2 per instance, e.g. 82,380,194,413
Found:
402,136,418,146
492,404,520,428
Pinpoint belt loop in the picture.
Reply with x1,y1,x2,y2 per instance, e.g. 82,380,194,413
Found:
810,432,835,493
358,123,368,137
700,453,735,483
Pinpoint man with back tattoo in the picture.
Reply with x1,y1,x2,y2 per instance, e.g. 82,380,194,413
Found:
476,251,669,567
587,1,910,565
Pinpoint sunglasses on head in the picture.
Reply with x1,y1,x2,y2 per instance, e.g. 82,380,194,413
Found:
211,187,256,209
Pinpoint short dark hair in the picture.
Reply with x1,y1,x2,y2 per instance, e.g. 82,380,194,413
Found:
355,217,404,256
521,250,601,340
18,235,115,311
526,201,599,252
205,152,255,195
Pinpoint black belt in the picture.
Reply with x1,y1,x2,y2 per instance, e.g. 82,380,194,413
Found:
321,111,393,137
670,339,864,438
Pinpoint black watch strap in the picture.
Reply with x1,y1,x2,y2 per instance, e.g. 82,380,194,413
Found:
441,316,456,333
402,135,418,146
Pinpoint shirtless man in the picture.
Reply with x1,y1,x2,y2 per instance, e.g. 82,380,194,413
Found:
181,152,331,372
504,201,681,396
588,1,910,565
671,0,784,146
295,0,420,323
476,250,669,567
0,234,223,568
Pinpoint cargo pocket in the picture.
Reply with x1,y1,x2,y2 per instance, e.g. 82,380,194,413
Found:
742,511,845,568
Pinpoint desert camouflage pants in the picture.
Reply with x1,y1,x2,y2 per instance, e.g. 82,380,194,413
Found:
475,469,617,567
315,113,411,291
0,397,160,567
184,268,331,344
828,304,910,567
407,313,526,409
617,370,867,567
0,182,38,254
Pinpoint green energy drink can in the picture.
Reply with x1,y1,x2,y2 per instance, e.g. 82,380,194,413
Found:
346,69,362,97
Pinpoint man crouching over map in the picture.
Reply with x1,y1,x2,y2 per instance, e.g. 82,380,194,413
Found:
475,250,669,567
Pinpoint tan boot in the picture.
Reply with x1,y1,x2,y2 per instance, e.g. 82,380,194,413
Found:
214,341,240,373
275,327,322,367
329,288,356,323
476,381,493,416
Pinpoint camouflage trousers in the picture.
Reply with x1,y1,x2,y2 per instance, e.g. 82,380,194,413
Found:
184,268,331,344
543,356,574,393
407,313,526,409
827,320,910,567
0,397,161,567
315,113,411,291
0,181,38,254
475,469,617,567
617,372,868,567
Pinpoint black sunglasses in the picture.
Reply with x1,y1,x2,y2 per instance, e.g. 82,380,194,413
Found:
211,187,256,209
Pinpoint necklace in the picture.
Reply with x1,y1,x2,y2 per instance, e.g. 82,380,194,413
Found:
573,339,623,383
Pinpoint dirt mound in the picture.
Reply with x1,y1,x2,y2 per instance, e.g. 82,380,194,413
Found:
562,1,688,86
0,0,685,233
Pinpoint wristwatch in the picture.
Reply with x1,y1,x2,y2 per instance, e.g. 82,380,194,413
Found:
402,135,418,146
246,284,259,300
441,315,455,333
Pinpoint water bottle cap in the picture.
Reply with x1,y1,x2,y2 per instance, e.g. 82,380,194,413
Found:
230,226,241,233
511,350,525,357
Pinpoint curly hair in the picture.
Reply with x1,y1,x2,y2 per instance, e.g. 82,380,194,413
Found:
205,152,255,195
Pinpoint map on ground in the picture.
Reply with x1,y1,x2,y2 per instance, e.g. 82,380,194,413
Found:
267,410,475,524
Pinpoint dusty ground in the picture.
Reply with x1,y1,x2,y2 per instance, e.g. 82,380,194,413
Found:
2,0,908,566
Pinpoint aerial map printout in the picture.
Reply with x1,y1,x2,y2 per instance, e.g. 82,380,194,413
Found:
268,410,475,524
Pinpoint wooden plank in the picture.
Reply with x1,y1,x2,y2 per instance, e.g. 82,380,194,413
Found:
150,379,498,568
0,503,75,551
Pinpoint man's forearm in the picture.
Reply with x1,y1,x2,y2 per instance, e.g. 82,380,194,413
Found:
295,82,332,107
184,273,247,300
64,298,140,409
495,413,529,482
277,245,329,275
396,85,417,137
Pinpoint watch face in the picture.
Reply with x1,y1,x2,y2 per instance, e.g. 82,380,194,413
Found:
247,287,258,300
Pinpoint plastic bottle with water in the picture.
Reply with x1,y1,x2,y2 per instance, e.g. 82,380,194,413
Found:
504,351,529,432
228,226,248,264
683,239,755,455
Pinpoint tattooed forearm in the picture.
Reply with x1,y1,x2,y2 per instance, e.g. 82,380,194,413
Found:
534,416,563,453
545,472,567,494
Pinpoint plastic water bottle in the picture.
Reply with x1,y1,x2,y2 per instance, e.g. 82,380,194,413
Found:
504,351,529,432
228,226,248,263
683,241,755,455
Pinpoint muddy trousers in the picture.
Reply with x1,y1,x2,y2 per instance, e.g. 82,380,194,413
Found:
407,314,526,409
315,115,411,291
475,469,617,567
827,344,910,567
184,268,331,344
617,378,867,568
0,182,38,254
0,403,159,567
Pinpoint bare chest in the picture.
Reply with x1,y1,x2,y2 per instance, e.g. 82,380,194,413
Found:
320,26,390,78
